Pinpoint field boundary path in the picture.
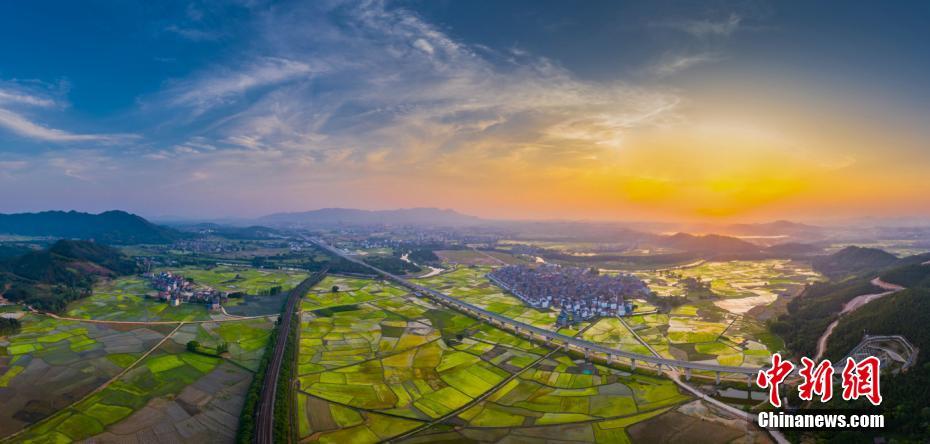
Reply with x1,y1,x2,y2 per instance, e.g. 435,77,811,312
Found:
1,322,186,443
38,310,277,325
617,314,787,443
387,320,599,442
254,269,328,444
472,247,508,265
617,315,663,360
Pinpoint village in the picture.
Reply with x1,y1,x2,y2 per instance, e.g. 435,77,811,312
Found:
487,264,649,327
147,271,226,311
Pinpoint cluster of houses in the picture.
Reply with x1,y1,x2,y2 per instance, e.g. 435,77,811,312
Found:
487,264,649,326
148,271,225,311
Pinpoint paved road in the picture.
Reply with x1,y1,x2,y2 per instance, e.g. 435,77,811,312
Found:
310,239,763,376
254,270,327,444
814,277,905,360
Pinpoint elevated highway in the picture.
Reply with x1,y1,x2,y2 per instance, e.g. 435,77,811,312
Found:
310,239,763,379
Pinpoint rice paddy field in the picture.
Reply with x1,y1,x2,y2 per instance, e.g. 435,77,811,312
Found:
66,276,215,322
3,313,269,443
0,315,170,438
170,318,275,371
66,266,309,322
294,276,700,443
634,260,823,308
161,265,308,296
301,276,411,311
603,260,825,367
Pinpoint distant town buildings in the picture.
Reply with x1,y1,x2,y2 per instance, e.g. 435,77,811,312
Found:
488,264,649,326
148,271,225,311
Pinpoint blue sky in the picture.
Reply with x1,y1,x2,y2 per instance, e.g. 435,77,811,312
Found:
1,0,928,221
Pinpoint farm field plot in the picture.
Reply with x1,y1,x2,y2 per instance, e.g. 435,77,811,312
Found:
636,260,822,306
7,332,243,443
66,276,215,322
295,276,696,444
581,318,653,356
301,275,409,311
162,265,308,296
418,266,593,333
170,318,275,371
0,316,169,438
620,305,776,367
87,361,251,443
434,250,527,266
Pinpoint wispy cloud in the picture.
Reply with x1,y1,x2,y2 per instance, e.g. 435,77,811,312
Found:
652,52,723,77
163,57,320,111
165,25,224,42
0,83,135,144
0,108,133,143
656,14,742,38
0,88,57,108
165,1,680,173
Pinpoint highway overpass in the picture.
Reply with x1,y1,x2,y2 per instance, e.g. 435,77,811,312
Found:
310,238,764,379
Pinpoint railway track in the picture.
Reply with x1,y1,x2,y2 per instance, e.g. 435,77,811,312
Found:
254,269,327,444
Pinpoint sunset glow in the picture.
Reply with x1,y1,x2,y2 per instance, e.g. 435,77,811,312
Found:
0,1,928,223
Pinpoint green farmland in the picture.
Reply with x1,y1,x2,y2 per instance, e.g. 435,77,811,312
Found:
3,313,270,443
293,275,712,443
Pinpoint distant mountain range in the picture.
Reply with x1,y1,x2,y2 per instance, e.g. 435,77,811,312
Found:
723,220,823,236
255,207,484,227
657,232,762,255
0,210,179,244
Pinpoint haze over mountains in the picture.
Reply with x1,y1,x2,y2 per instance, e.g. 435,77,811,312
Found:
255,207,483,227
2,208,930,259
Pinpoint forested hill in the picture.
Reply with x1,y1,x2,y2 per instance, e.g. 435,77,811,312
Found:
816,264,930,441
776,258,930,441
811,246,899,278
0,240,137,312
772,249,930,357
0,210,180,244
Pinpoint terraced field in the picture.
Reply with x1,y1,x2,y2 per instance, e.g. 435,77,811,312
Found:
294,276,697,443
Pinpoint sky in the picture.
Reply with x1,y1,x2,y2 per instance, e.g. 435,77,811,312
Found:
0,0,929,222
